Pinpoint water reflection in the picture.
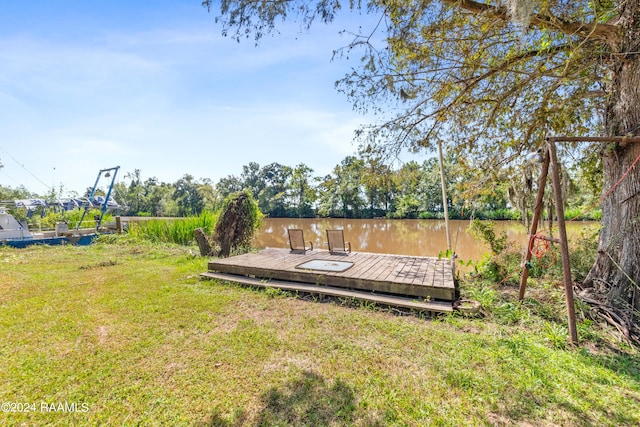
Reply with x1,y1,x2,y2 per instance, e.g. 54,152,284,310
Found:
253,218,599,263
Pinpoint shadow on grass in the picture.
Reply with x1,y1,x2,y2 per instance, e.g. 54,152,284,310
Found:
205,370,363,427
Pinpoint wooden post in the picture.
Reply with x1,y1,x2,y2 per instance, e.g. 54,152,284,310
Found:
519,150,550,300
194,228,213,257
548,138,579,344
115,216,122,234
438,140,451,251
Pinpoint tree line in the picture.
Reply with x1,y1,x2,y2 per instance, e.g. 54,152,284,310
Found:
1,150,601,222
95,153,602,221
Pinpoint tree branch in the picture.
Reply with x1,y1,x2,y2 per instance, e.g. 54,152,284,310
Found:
444,0,621,46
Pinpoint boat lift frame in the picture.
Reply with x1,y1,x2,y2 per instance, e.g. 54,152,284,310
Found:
76,166,120,230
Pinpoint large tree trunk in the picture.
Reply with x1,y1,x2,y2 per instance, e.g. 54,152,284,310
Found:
583,1,640,318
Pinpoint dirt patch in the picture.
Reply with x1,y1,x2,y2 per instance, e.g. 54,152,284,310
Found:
97,325,109,345
79,260,120,270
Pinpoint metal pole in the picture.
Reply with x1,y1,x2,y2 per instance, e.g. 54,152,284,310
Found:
76,170,103,230
99,166,120,228
547,138,578,344
438,140,451,251
519,150,550,300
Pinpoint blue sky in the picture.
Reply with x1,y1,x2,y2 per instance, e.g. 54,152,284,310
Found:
0,1,385,196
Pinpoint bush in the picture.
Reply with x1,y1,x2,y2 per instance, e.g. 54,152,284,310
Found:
468,219,508,255
418,211,438,219
569,227,600,282
565,207,602,221
24,208,112,230
213,190,262,257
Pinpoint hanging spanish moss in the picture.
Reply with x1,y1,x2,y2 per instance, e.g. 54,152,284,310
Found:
504,0,534,30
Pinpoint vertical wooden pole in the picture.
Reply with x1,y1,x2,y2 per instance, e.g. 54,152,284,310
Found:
547,139,578,344
115,216,122,234
438,140,451,251
519,150,550,300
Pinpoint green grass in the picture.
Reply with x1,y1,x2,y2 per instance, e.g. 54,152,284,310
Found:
0,240,639,426
127,211,218,245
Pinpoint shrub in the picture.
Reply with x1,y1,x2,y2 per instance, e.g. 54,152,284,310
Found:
418,211,438,219
465,220,525,286
28,208,112,230
212,190,262,257
569,227,600,282
468,219,508,255
564,207,602,221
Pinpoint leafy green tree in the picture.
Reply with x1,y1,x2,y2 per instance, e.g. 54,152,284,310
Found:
198,178,217,212
142,177,161,215
215,174,243,204
360,151,395,217
333,156,365,218
152,182,180,217
240,162,265,197
118,174,175,217
115,169,153,215
174,174,205,216
206,0,640,317
289,163,316,217
0,184,32,202
393,161,424,218
257,162,291,217
316,174,340,217
416,158,446,215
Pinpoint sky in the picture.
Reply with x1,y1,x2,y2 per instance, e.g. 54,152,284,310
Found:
0,1,387,197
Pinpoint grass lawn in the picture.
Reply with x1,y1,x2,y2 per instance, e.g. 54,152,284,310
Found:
1,240,639,426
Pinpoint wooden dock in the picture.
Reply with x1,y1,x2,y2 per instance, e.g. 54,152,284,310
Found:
203,249,457,311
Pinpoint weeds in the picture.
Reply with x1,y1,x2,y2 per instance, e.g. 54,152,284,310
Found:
127,211,218,245
569,226,600,282
264,286,289,298
543,322,569,349
460,220,613,349
466,285,498,311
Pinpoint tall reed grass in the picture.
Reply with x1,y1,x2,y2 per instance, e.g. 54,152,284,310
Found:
127,211,218,245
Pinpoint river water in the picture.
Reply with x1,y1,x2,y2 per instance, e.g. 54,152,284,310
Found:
253,218,599,264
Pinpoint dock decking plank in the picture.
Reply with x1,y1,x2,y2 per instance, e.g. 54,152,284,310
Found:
384,256,415,284
411,257,433,286
399,257,423,284
207,248,456,301
373,255,404,283
369,255,397,282
341,253,378,278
